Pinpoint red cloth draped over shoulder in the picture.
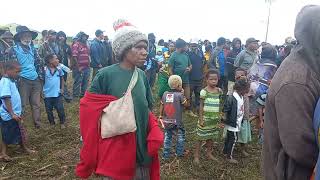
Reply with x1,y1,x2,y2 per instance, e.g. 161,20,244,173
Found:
75,91,163,180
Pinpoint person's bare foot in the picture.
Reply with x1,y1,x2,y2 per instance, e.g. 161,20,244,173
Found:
241,150,250,157
207,152,218,161
227,158,239,164
22,147,36,154
193,157,200,165
0,154,12,162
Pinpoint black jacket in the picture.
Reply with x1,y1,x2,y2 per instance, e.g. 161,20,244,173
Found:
223,95,238,128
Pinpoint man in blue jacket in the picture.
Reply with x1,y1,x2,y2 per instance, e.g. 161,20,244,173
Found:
90,29,108,80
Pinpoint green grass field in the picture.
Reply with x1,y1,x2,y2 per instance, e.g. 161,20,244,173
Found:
0,79,262,180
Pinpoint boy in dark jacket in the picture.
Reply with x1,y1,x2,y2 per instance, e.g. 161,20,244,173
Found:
223,78,250,164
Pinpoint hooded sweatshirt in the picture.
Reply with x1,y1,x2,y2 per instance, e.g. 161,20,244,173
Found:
226,38,242,82
263,5,320,180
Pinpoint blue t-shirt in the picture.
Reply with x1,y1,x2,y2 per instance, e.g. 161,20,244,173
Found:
0,77,22,121
13,44,39,80
43,67,64,98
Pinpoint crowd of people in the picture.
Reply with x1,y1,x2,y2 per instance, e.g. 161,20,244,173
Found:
0,4,319,180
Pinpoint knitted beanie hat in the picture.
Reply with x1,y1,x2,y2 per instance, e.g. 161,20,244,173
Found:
112,19,148,61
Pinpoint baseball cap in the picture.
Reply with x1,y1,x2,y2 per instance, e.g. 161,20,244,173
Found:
95,29,104,37
246,38,259,45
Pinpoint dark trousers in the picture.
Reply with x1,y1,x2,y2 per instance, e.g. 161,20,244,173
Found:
218,76,228,94
223,130,238,159
44,96,66,125
189,82,202,111
72,67,90,98
146,69,157,88
63,71,72,101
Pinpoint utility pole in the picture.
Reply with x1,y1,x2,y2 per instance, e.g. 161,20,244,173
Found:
265,0,272,42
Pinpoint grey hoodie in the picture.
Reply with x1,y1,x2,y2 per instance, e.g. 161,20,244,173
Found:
263,5,320,180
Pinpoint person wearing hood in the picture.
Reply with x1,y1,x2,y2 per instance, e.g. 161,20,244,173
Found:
263,5,320,180
0,31,15,77
248,44,277,104
71,31,90,98
38,30,59,60
12,26,44,129
56,31,72,102
226,38,242,95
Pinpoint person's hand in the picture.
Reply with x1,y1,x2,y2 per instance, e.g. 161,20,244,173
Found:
259,121,264,129
180,88,184,94
185,67,191,72
11,114,22,121
219,123,224,128
60,89,64,95
98,64,102,68
158,117,165,129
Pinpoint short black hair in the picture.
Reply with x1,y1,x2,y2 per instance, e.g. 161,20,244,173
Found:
234,78,250,93
205,69,220,79
235,68,247,75
4,60,20,71
45,54,56,65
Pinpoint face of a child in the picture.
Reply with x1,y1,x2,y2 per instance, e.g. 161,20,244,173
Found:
7,66,21,79
156,51,162,56
49,55,60,68
123,41,148,67
207,74,219,87
235,70,246,80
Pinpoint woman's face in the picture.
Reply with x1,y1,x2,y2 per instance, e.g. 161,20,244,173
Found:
124,41,148,66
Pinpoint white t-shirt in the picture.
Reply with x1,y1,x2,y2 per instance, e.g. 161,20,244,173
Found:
226,92,244,132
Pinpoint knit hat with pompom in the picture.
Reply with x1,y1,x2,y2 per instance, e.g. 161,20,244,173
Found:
112,19,148,61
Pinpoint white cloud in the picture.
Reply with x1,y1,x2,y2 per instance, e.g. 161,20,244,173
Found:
1,0,320,44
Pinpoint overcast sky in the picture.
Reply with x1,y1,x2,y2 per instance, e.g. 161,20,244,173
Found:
1,0,320,44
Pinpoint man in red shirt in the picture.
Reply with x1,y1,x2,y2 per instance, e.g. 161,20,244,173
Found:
71,32,90,98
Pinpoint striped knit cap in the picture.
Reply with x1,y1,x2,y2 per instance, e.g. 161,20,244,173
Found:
112,19,148,61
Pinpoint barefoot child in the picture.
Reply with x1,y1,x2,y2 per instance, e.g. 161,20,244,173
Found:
233,68,252,157
0,60,34,161
223,78,250,164
159,75,187,159
194,69,223,164
43,54,66,129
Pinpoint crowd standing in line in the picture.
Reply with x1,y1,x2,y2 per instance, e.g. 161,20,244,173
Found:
0,4,319,180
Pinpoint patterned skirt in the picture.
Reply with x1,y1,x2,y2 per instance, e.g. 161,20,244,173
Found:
196,116,220,141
